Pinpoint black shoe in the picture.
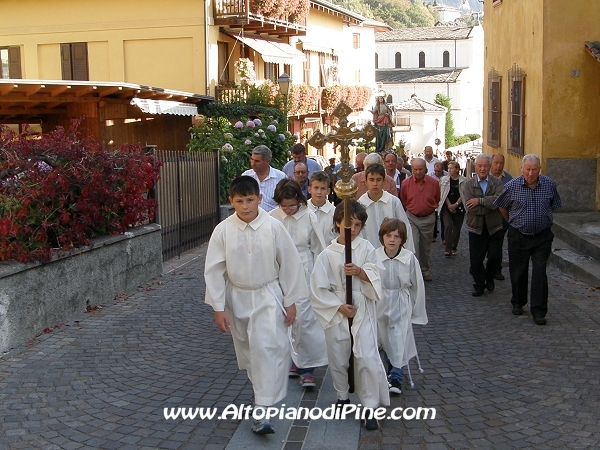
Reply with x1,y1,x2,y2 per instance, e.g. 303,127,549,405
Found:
532,315,547,325
472,287,484,297
335,398,350,408
365,417,379,430
512,304,523,315
494,273,505,281
252,419,275,435
486,279,495,292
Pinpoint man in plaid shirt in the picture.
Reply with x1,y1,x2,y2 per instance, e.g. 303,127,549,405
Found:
494,154,561,325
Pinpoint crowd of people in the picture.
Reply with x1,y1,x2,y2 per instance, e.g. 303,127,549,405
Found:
204,142,561,435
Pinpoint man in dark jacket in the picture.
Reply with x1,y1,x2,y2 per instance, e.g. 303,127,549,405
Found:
462,153,505,297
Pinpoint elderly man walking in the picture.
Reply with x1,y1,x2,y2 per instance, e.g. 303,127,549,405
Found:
462,154,505,297
353,152,398,199
400,158,440,281
494,154,561,325
242,145,286,212
491,153,513,280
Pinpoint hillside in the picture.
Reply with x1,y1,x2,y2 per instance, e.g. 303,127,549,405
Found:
329,0,482,29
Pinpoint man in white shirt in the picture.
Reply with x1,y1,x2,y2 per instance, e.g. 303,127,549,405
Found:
242,145,286,212
424,146,440,174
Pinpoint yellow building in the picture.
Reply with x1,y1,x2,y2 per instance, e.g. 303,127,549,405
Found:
482,0,600,211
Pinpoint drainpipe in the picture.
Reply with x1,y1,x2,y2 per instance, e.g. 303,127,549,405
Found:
205,0,210,95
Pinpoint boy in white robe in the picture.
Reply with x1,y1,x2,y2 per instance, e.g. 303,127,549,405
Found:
307,171,337,245
358,163,415,253
270,178,327,388
375,218,428,395
204,176,308,435
310,200,390,431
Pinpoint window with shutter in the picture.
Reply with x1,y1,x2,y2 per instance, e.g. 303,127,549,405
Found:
507,64,526,156
304,51,310,84
353,34,360,49
395,52,401,68
487,68,501,147
419,51,425,68
443,51,450,68
217,42,230,84
61,42,89,81
0,46,22,78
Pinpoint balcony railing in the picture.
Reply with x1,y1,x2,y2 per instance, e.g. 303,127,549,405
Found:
213,0,307,35
216,86,249,104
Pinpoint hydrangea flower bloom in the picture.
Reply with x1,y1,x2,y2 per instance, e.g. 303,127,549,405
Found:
224,133,233,140
267,124,277,132
253,118,262,126
246,121,255,128
234,121,243,128
244,139,252,145
221,143,234,152
278,134,286,141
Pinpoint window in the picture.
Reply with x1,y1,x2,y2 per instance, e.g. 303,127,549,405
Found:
419,51,425,68
375,53,378,69
319,52,326,86
386,94,392,103
443,51,450,67
217,42,230,84
487,68,501,147
0,46,22,79
353,34,360,49
354,69,360,82
395,52,401,68
264,62,279,82
507,64,526,155
303,51,311,84
61,43,89,81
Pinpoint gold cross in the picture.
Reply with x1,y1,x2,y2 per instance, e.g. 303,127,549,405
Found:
307,102,377,200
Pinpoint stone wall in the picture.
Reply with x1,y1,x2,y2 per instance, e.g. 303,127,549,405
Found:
546,158,597,212
0,224,162,353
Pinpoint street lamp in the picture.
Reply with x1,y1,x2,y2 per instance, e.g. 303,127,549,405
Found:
277,72,291,128
434,118,441,153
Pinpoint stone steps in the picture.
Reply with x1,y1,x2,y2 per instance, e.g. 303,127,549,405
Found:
550,212,600,287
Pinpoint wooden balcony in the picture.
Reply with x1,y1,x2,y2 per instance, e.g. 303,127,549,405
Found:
213,0,307,37
216,86,249,104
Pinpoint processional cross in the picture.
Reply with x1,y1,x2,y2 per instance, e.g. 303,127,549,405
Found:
307,102,377,393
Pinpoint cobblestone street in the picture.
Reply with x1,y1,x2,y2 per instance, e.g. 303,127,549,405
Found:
1,226,599,449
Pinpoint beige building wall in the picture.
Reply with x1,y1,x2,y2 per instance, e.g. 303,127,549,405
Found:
483,0,600,210
0,0,208,94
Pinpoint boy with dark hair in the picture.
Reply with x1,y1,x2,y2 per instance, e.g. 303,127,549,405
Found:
310,200,390,431
307,170,336,244
204,175,307,435
358,164,415,253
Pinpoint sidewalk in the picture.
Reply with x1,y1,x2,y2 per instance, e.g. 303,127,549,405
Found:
1,226,600,449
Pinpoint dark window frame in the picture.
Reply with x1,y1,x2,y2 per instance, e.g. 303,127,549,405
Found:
0,46,22,79
443,50,450,67
487,68,502,148
61,42,89,81
507,64,526,156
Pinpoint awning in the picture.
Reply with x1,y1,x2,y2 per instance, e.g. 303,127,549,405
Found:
300,40,345,55
130,98,198,116
233,35,306,65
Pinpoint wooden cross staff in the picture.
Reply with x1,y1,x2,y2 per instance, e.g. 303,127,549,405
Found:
307,102,377,393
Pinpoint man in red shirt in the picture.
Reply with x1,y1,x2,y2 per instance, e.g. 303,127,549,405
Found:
400,158,441,281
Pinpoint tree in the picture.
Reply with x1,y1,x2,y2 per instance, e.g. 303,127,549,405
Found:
434,93,455,148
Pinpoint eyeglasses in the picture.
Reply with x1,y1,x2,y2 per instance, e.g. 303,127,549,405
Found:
294,170,308,175
281,203,299,211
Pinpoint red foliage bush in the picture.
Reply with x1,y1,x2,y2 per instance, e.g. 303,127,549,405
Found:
0,121,161,263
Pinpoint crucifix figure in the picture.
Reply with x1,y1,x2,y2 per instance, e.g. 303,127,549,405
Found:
307,102,377,392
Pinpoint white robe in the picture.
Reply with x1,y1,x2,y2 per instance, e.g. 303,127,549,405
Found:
358,191,415,253
310,237,390,408
204,208,308,406
376,246,428,369
307,199,337,245
270,205,328,368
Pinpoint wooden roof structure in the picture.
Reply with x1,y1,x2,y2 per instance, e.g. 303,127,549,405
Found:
0,79,213,124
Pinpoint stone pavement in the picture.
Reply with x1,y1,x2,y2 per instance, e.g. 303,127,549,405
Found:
1,225,600,450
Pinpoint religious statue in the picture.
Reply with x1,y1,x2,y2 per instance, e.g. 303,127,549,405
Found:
370,95,394,153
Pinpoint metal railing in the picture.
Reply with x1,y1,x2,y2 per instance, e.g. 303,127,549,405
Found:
154,150,220,261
